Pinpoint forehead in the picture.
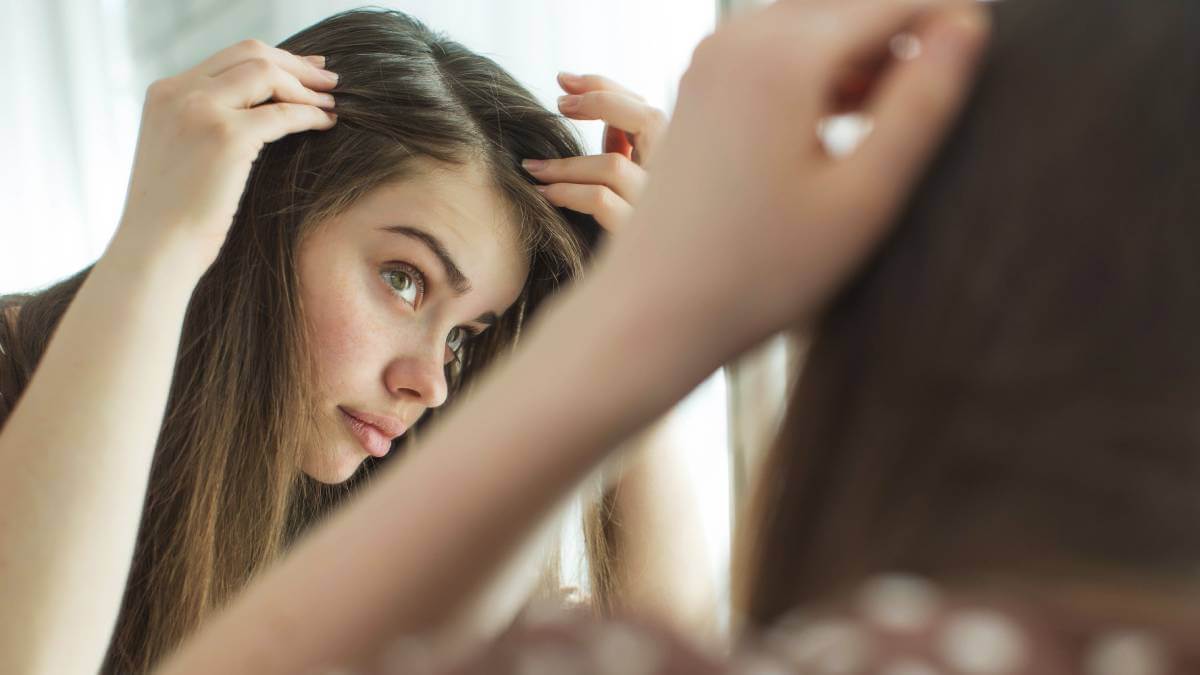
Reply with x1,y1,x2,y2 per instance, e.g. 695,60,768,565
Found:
320,157,530,307
349,158,522,258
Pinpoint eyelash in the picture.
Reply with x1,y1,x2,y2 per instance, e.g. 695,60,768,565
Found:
380,261,483,364
381,261,426,306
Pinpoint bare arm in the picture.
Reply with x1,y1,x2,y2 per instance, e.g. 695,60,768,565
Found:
0,41,337,674
415,493,574,655
158,2,988,671
0,236,206,674
606,414,720,641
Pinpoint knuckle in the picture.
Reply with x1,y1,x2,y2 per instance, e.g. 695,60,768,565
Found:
590,91,615,108
266,103,295,122
178,92,220,127
691,33,724,67
205,116,239,144
590,187,613,212
245,56,275,76
145,77,178,104
235,38,269,57
179,89,212,112
685,34,746,91
602,152,628,176
691,17,820,92
573,91,595,112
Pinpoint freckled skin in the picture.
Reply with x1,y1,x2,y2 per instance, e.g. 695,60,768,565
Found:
296,160,530,483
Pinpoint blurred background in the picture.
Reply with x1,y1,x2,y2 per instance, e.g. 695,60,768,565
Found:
2,0,794,629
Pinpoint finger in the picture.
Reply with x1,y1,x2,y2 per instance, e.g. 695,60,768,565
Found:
558,91,665,136
242,103,338,145
207,58,336,111
837,5,990,215
191,39,339,92
556,72,645,101
536,183,634,233
522,153,647,203
558,91,667,162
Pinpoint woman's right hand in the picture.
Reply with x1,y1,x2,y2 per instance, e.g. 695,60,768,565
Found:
611,0,990,356
112,39,339,269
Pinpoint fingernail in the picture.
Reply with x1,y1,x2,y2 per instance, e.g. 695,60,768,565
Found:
317,92,336,108
558,95,581,113
326,111,338,123
534,185,549,194
558,71,581,82
304,55,326,68
522,159,547,172
320,69,339,84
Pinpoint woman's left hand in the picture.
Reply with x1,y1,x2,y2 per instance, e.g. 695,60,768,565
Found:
523,72,668,232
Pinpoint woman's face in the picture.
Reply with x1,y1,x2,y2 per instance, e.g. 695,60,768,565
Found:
297,159,530,483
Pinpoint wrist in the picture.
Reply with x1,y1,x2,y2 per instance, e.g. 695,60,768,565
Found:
597,226,758,367
104,222,219,290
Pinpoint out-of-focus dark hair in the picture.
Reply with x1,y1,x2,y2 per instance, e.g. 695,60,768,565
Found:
738,0,1200,626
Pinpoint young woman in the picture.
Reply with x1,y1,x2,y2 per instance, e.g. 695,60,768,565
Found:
137,0,998,673
160,0,1200,672
0,9,709,675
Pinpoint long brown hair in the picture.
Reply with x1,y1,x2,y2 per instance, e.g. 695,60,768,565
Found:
738,0,1200,627
0,9,608,672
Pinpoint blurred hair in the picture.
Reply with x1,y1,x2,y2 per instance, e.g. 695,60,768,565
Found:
738,0,1200,627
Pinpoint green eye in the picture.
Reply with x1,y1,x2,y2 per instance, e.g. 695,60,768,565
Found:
382,265,423,306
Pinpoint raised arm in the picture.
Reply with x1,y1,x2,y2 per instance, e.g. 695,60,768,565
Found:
602,413,721,640
0,41,337,674
158,2,989,672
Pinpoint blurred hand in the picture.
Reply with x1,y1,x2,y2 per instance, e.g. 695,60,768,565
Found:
523,73,668,232
113,39,339,268
614,0,990,350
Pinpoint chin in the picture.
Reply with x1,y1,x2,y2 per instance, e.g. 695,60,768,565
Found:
301,446,368,484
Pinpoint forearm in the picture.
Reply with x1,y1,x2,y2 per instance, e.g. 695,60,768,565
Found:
0,231,205,674
424,494,572,656
156,235,735,674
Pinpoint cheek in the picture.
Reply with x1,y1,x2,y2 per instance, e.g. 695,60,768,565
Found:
303,275,382,395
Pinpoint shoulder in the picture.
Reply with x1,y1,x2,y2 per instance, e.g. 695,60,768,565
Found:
366,576,1200,675
363,604,725,675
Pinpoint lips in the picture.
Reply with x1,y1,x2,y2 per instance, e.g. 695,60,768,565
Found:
338,407,408,458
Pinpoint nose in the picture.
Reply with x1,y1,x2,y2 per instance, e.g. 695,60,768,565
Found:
382,336,449,409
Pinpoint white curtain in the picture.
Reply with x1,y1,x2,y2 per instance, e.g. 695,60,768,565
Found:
124,0,715,154
1,0,137,295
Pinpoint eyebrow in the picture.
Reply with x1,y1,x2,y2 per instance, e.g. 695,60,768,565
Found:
381,225,471,294
379,224,499,328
